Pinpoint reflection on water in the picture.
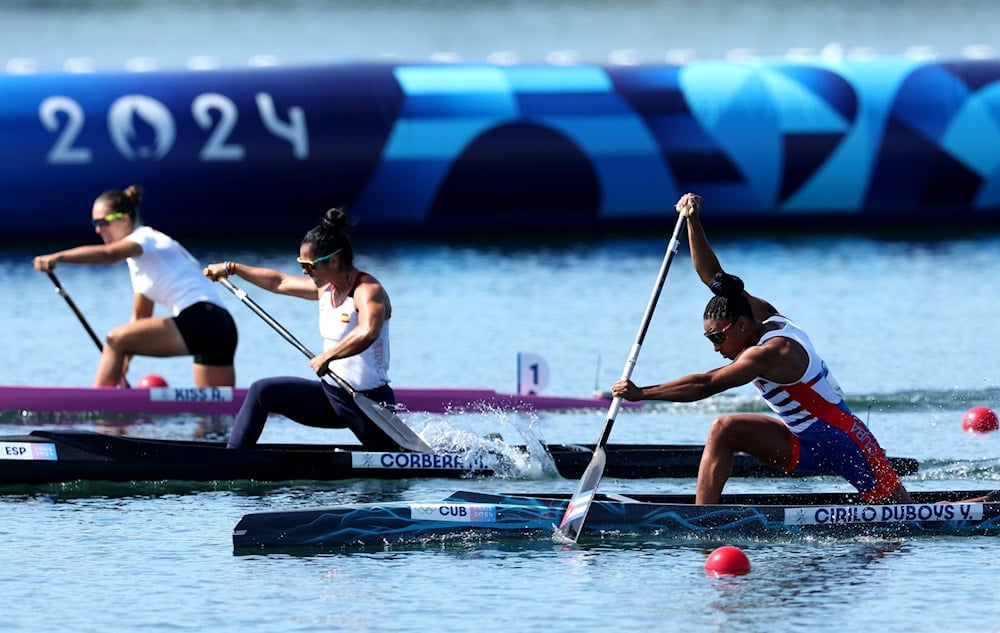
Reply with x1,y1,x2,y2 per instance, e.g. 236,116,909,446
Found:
704,541,907,628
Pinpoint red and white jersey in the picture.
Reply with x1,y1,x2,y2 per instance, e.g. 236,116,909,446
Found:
753,316,901,502
752,316,852,435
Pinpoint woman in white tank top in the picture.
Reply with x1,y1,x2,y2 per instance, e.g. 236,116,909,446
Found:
33,184,237,388
204,207,398,450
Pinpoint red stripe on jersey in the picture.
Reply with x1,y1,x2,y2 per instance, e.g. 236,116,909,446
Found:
783,382,901,502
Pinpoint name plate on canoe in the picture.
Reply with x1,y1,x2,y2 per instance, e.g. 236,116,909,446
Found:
1,442,58,461
785,503,984,526
148,387,234,403
409,503,498,523
351,452,488,471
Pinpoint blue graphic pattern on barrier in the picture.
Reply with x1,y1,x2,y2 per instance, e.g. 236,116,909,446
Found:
4,58,1000,238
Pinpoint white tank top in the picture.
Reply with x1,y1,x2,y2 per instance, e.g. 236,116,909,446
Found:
317,274,391,391
752,316,849,434
124,226,225,315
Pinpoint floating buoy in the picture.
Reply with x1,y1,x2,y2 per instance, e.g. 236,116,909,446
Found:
704,545,751,577
962,406,998,434
137,374,169,389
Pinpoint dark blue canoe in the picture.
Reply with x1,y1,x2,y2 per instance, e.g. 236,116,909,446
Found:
233,489,1000,552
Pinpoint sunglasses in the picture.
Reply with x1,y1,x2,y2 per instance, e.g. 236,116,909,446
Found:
296,249,341,273
704,321,735,345
91,211,126,227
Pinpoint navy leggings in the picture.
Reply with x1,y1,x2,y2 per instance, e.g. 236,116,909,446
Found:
227,376,398,450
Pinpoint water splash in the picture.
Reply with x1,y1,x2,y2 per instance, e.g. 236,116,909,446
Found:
413,407,558,479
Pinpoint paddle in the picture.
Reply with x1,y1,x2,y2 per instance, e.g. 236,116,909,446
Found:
218,277,434,453
555,211,688,543
46,271,131,388
47,271,104,351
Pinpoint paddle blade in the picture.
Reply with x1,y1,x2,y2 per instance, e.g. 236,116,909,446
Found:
352,391,435,454
554,447,607,543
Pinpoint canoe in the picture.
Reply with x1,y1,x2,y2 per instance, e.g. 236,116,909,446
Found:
0,384,634,416
0,430,920,485
232,489,1000,552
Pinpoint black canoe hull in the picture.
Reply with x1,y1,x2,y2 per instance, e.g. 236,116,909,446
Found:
0,430,920,485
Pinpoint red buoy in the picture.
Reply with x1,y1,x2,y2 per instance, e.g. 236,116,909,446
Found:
704,545,751,577
137,374,169,389
962,406,999,434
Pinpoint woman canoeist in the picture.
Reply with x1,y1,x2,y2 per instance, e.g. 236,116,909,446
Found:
204,207,398,451
33,184,238,388
612,193,912,506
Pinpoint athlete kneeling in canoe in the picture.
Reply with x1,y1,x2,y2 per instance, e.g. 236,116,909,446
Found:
204,207,398,451
612,193,912,505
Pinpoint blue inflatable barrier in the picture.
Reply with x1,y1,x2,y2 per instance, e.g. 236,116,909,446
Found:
2,57,999,239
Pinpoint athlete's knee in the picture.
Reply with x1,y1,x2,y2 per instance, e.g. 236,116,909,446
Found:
103,325,130,352
246,376,292,406
245,378,272,402
706,415,742,443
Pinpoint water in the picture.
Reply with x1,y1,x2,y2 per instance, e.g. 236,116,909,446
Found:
3,0,999,72
4,2,1000,632
4,230,1000,632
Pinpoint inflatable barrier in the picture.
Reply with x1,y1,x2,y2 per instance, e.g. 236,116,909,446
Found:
2,56,999,239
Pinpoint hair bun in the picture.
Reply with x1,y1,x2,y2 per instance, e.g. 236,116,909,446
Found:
710,272,744,298
320,207,347,233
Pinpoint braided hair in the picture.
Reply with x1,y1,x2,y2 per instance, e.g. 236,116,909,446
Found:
302,207,354,268
703,272,752,321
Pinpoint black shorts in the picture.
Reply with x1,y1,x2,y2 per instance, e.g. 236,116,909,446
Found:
173,301,238,366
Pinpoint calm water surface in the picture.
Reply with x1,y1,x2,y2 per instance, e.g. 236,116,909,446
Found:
4,2,1000,631
3,231,1000,632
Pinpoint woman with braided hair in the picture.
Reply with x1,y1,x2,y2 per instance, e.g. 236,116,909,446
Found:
612,193,911,505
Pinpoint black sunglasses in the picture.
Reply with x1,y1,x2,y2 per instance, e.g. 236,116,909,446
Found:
704,321,735,345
